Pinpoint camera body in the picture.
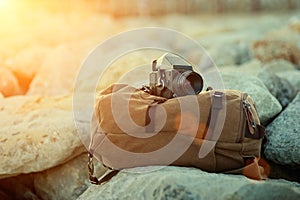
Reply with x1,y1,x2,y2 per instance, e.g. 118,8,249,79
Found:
149,53,203,99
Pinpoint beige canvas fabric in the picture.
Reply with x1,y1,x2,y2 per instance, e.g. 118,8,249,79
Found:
90,84,267,180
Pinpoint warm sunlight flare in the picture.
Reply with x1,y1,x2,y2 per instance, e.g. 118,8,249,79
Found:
0,0,9,8
0,0,16,25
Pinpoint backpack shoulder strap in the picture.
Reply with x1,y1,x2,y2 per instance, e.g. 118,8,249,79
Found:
88,152,120,185
203,91,225,140
199,91,226,159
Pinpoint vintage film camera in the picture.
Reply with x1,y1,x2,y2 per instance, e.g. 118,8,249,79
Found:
149,53,203,99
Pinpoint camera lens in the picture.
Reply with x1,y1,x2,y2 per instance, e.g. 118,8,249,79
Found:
176,71,203,96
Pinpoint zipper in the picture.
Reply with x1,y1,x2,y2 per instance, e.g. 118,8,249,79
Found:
242,96,256,135
236,93,248,143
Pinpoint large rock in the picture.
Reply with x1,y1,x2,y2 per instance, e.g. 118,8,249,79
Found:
264,92,300,167
34,153,107,200
264,17,300,46
262,59,297,73
0,174,38,200
237,59,263,75
221,60,297,107
252,40,300,66
257,68,296,108
7,45,51,95
0,153,107,200
221,59,297,76
0,190,11,200
276,70,300,93
0,95,85,179
265,158,300,183
0,67,22,97
262,58,300,95
221,71,282,125
208,42,252,66
78,166,300,200
289,16,300,34
27,45,81,96
224,181,300,200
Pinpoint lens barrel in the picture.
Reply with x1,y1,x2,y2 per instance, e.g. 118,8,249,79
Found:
175,71,203,96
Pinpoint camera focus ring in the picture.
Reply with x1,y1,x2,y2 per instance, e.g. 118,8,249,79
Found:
175,71,203,96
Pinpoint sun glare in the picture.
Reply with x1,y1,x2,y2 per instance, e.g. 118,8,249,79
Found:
0,0,15,25
0,0,9,8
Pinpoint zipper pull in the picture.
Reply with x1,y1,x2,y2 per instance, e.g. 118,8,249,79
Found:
243,100,256,134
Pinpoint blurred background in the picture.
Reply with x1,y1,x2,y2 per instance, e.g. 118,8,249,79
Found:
3,0,300,15
0,0,299,96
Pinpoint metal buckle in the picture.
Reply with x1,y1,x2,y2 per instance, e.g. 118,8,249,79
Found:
213,91,224,109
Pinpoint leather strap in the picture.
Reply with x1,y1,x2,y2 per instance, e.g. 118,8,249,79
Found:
225,157,268,180
203,91,224,140
88,152,120,185
204,91,266,140
245,124,266,139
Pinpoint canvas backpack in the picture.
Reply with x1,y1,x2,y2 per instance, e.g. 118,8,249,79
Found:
88,84,268,185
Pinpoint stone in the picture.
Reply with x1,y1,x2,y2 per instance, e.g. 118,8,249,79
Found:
289,16,300,34
224,182,300,200
262,59,297,73
34,153,107,200
6,45,51,94
239,59,263,74
0,95,86,179
27,45,81,96
221,71,282,125
276,70,300,93
221,59,300,107
0,190,11,200
221,59,297,77
0,173,38,200
257,68,296,107
208,42,252,66
252,40,300,66
0,67,22,97
264,28,300,49
264,92,300,167
77,166,300,200
265,158,300,183
219,59,263,77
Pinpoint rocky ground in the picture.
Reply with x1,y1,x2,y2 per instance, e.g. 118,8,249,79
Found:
0,2,300,199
